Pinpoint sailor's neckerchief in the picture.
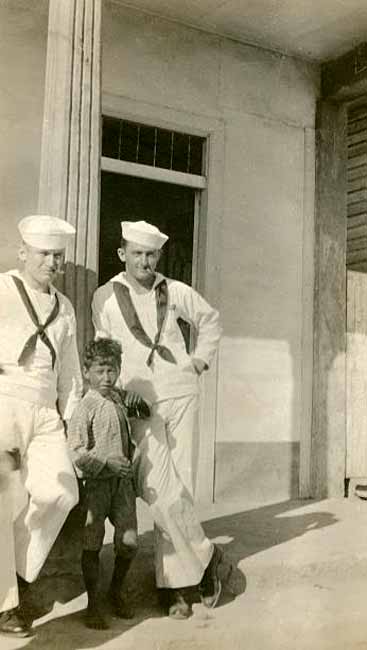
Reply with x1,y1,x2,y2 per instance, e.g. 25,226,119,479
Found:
11,274,59,369
113,276,177,367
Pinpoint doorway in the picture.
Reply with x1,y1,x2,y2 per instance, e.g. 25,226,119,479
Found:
99,172,197,286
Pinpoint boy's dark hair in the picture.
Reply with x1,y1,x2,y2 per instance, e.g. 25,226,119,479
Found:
83,338,122,369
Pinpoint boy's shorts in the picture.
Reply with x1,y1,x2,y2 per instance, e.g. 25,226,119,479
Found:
81,476,137,556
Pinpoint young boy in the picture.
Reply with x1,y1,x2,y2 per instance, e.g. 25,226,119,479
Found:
67,338,149,630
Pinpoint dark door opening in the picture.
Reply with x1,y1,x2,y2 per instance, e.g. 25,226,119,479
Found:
99,172,196,286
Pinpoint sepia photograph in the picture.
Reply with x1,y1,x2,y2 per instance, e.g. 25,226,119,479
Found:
1,1,367,648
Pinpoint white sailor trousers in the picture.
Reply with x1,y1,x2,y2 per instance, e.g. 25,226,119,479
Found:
0,476,18,613
132,393,213,588
0,396,79,583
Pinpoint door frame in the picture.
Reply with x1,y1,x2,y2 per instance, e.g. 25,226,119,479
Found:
101,93,225,503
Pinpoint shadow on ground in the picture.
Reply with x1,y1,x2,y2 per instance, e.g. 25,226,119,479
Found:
15,499,338,648
203,499,338,565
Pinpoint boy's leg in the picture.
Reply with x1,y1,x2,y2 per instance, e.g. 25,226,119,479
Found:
81,551,108,629
109,477,138,618
82,480,110,629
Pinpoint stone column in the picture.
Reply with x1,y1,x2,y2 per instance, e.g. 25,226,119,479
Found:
34,2,102,587
38,0,102,352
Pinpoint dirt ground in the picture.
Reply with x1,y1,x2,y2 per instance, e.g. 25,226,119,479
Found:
2,497,367,650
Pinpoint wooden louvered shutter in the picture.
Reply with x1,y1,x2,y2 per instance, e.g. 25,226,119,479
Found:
346,102,367,485
347,104,367,270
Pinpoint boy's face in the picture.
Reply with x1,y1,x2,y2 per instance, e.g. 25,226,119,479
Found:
84,357,120,396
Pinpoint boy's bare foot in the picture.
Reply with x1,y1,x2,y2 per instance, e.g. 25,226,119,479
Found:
109,591,135,619
85,606,109,630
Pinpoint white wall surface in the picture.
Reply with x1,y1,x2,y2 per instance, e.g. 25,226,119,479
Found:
0,0,48,270
218,115,304,443
102,1,320,447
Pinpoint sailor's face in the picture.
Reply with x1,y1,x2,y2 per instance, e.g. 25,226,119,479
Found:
118,241,161,285
20,244,64,290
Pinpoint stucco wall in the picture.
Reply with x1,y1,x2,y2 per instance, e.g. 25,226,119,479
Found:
0,0,48,270
102,2,320,501
0,1,320,503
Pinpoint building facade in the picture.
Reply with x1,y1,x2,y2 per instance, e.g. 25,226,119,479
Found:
3,0,349,504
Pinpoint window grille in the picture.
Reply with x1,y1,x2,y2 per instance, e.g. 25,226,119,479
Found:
102,116,205,176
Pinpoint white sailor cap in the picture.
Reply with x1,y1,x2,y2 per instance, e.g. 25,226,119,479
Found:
18,215,76,250
121,220,168,250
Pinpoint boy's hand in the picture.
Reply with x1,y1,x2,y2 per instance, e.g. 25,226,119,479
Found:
106,455,132,478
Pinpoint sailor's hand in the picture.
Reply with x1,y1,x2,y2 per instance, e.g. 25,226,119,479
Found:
7,447,21,470
0,449,20,475
123,390,142,408
191,358,208,376
124,392,151,419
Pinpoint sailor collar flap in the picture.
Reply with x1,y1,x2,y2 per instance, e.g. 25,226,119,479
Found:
11,274,59,369
112,277,177,367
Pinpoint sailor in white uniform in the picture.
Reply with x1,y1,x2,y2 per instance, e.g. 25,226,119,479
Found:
0,449,19,616
0,215,83,637
92,220,225,619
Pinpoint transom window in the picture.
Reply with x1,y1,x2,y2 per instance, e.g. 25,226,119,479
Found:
102,116,205,176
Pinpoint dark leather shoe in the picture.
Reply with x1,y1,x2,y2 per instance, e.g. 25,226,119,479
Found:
159,589,191,619
199,545,223,608
0,608,32,637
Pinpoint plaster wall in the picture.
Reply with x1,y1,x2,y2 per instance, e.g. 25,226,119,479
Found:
0,0,48,270
105,2,320,501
